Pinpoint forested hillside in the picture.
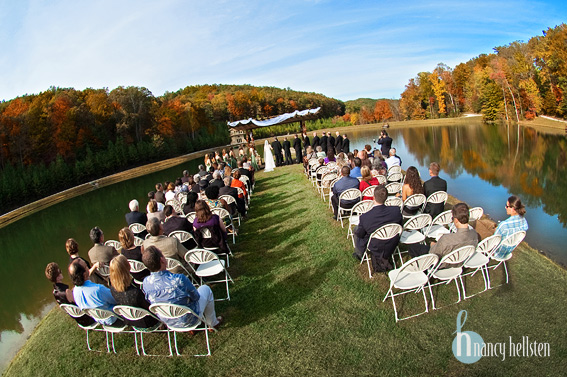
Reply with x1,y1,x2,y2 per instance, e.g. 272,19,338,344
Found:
399,24,567,122
0,85,344,214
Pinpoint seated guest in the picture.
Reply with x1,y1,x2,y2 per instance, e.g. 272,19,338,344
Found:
164,183,176,202
385,148,401,170
220,177,246,217
45,262,75,304
147,191,165,213
45,262,95,326
192,175,202,194
353,185,403,271
350,157,362,178
193,200,230,254
331,166,361,220
142,246,222,329
209,171,225,188
400,166,425,217
125,199,147,226
109,255,159,328
359,166,380,200
237,160,252,190
174,178,184,194
223,165,233,180
204,185,230,211
492,195,528,258
87,227,118,286
371,156,387,177
142,217,189,274
423,162,448,219
183,192,199,215
324,148,336,164
197,164,207,177
230,170,247,200
66,238,92,270
147,199,165,223
154,183,166,204
409,203,479,259
315,146,326,159
162,204,195,248
181,170,190,184
358,149,372,169
118,227,150,282
69,258,124,327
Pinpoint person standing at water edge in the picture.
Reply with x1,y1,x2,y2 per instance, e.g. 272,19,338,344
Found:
264,140,276,172
377,130,392,157
492,196,528,258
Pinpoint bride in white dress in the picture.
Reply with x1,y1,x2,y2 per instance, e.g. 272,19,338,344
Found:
264,140,276,172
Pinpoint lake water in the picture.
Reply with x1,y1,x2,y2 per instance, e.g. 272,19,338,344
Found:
1,119,565,370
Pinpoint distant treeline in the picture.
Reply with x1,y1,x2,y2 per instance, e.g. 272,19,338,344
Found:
0,84,345,214
399,24,567,122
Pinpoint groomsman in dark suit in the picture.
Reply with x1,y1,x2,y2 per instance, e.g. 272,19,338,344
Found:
271,137,283,166
335,131,343,153
327,132,335,153
353,185,403,272
320,132,328,154
311,131,320,150
342,134,350,154
293,134,303,164
423,162,448,219
302,133,310,150
283,137,293,165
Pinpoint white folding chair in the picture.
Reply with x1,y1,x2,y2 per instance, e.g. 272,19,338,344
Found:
327,178,340,208
83,308,130,353
384,196,403,210
219,195,241,225
460,235,502,298
235,187,249,209
382,254,439,322
104,240,122,251
346,200,374,247
337,188,362,228
387,172,403,183
396,214,432,266
320,172,338,201
424,210,452,240
113,305,167,356
360,223,403,278
166,199,184,215
185,211,197,224
488,230,526,287
315,166,329,193
361,185,376,200
134,236,144,247
375,175,387,185
59,304,101,352
402,194,426,219
128,259,148,285
387,165,402,175
149,303,214,357
185,249,234,301
212,207,237,244
129,223,146,236
385,182,402,196
169,230,198,249
165,257,197,285
427,245,476,310
423,190,447,213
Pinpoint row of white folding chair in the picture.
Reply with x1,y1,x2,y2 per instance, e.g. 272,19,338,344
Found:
360,223,403,278
166,199,184,215
219,194,242,225
320,172,339,201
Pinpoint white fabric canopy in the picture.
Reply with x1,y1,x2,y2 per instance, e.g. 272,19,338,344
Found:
228,107,321,130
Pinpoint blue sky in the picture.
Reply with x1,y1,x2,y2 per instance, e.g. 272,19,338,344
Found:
0,0,565,102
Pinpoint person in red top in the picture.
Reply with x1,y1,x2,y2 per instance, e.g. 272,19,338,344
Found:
359,166,379,201
230,170,247,199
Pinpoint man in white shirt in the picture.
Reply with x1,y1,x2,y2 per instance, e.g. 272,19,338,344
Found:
385,148,401,170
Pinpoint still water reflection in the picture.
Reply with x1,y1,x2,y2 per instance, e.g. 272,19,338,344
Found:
1,119,566,370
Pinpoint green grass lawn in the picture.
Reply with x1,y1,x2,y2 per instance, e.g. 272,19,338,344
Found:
5,165,567,377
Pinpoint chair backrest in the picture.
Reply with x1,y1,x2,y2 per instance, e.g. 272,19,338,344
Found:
338,188,361,203
385,182,402,195
387,165,402,175
239,176,249,185
166,199,183,214
321,172,338,187
361,185,376,198
476,234,502,257
169,230,194,243
376,175,387,185
166,257,184,272
211,208,232,227
501,230,526,250
104,240,122,251
114,305,157,323
469,207,484,221
236,187,245,197
403,214,432,231
84,308,121,323
185,212,196,223
431,210,453,227
351,200,374,216
128,259,147,274
369,223,403,244
149,303,200,321
177,192,188,204
219,194,236,205
384,196,403,208
387,172,403,182
426,191,448,205
403,194,426,209
185,248,220,265
97,264,110,277
329,177,340,191
201,227,212,239
326,161,337,169
60,303,86,318
134,236,144,247
394,254,439,277
437,245,476,267
129,223,146,234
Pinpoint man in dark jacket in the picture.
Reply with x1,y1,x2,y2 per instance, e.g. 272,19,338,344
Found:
293,134,302,164
311,131,320,150
423,162,448,219
378,130,393,157
335,131,343,153
327,132,335,153
271,137,283,166
283,137,293,165
320,133,328,154
342,134,350,154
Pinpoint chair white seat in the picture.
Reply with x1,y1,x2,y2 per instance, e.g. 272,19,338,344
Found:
388,269,428,290
349,216,360,226
195,259,226,277
432,267,462,280
463,252,490,269
400,229,425,244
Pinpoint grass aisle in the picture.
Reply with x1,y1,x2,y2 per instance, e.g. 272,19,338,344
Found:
5,165,567,376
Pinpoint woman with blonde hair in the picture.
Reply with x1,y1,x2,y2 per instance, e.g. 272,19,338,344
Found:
109,255,158,328
147,199,165,222
118,227,150,282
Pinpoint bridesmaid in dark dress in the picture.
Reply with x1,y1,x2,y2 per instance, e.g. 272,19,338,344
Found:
109,255,159,328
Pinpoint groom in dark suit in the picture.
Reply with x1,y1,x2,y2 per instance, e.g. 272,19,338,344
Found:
353,185,403,272
282,137,292,165
271,137,283,167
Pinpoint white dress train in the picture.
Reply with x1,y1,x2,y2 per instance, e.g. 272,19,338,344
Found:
264,140,276,172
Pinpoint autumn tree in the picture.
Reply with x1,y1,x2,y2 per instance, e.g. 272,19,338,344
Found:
374,100,393,122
